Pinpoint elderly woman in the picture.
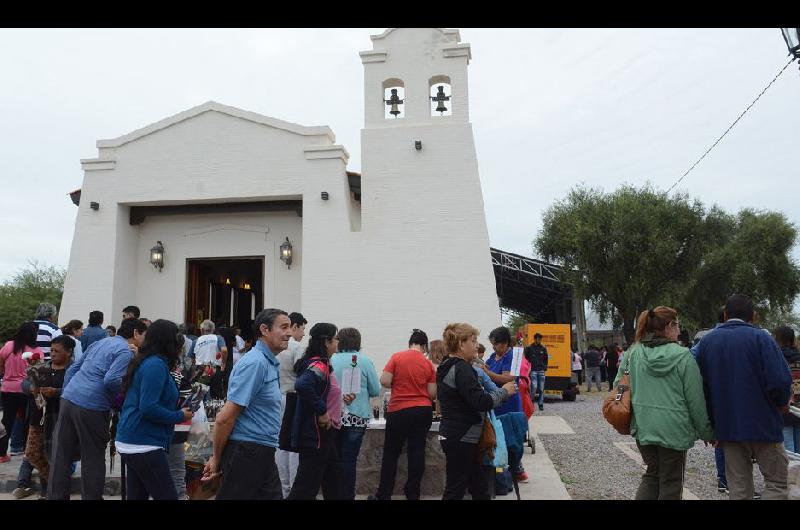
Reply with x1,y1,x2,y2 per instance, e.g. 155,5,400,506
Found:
436,323,517,500
614,306,714,500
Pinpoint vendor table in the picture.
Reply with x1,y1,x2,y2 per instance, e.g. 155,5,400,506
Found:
354,418,445,497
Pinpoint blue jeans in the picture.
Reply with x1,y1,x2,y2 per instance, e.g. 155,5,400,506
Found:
10,416,26,452
784,425,800,454
715,446,727,486
530,371,546,407
17,457,33,488
336,426,366,500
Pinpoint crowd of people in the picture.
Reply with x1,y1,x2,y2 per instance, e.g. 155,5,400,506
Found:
1,292,799,501
611,294,798,500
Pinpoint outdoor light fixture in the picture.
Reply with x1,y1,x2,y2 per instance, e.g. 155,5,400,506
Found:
149,241,164,272
321,191,329,200
225,278,231,285
782,28,800,61
280,237,293,269
415,140,422,150
90,201,99,211
243,283,251,290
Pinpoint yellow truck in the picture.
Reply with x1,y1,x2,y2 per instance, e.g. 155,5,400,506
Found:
522,323,573,398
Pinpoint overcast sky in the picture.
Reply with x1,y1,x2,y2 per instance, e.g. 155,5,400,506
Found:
1,28,798,297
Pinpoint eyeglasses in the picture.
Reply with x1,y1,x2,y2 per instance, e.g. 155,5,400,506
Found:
671,321,681,327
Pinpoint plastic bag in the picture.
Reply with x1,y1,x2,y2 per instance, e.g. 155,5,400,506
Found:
487,410,508,468
184,401,213,465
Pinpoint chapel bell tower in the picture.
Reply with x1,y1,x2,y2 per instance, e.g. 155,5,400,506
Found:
357,28,501,347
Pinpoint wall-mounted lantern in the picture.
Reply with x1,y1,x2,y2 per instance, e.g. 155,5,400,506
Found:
149,241,164,272
243,282,251,290
782,28,800,60
280,237,293,269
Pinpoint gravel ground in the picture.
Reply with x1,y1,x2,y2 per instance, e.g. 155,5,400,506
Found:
537,387,765,500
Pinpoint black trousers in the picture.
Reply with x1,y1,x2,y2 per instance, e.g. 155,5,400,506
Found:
0,392,27,456
441,438,491,500
215,440,282,500
635,442,687,500
48,399,110,500
287,427,344,500
122,450,178,500
375,406,433,500
607,367,618,390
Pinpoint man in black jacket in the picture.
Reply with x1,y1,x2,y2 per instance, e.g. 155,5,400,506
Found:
523,333,548,411
583,346,602,392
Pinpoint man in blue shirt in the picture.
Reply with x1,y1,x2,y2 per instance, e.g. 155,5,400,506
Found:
202,308,291,500
47,318,147,500
80,310,108,351
696,294,792,500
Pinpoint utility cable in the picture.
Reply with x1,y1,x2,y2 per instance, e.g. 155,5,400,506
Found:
666,57,796,194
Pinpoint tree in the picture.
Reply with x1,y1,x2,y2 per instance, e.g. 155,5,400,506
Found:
0,261,65,342
534,184,800,344
535,185,709,343
677,209,800,331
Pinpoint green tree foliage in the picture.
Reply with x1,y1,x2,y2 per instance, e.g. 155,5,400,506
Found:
0,262,65,342
535,185,800,343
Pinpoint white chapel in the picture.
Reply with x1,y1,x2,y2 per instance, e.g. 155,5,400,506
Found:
60,28,501,368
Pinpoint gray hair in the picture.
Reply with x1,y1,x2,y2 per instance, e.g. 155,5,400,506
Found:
255,308,288,336
35,302,58,321
200,319,215,333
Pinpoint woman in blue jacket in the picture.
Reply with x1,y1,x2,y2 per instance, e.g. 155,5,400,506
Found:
286,322,344,500
116,320,193,500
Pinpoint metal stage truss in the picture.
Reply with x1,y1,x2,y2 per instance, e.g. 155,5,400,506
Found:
490,247,573,322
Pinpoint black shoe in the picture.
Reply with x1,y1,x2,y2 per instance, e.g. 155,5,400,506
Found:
717,480,729,494
367,494,380,501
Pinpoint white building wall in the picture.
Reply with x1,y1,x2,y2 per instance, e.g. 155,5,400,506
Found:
134,211,302,323
62,29,500,375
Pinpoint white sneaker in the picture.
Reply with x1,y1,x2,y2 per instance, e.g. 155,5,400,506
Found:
12,487,35,499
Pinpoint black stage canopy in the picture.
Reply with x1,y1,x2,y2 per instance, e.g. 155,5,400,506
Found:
491,247,573,324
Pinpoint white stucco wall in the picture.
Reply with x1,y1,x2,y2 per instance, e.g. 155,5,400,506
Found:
61,28,500,375
133,211,302,323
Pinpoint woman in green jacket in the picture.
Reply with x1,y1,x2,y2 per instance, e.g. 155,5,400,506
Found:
613,306,714,500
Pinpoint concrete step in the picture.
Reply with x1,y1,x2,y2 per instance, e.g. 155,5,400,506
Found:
0,453,122,497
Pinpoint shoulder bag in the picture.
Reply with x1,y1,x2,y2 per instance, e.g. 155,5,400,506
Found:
602,345,635,435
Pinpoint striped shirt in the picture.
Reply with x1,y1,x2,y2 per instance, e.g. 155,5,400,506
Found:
34,319,62,359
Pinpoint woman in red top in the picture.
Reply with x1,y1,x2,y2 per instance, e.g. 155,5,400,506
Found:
0,322,43,463
371,329,436,500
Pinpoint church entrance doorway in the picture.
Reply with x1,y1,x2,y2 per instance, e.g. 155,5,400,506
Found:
185,256,264,335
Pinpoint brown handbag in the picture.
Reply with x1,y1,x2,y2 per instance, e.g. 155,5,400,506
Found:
602,347,634,435
476,412,497,462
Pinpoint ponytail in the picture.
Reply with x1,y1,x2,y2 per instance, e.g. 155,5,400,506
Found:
634,306,678,343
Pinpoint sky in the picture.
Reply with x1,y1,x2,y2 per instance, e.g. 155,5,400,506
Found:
1,28,798,300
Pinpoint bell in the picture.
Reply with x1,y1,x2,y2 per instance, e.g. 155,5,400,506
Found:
432,85,450,114
385,88,403,118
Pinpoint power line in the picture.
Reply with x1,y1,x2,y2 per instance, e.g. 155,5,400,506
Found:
666,57,796,194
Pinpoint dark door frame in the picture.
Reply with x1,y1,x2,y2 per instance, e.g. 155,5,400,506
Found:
184,255,265,328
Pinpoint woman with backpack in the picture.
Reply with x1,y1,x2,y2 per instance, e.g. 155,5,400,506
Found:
0,322,43,464
116,319,194,500
613,306,714,500
286,322,345,499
